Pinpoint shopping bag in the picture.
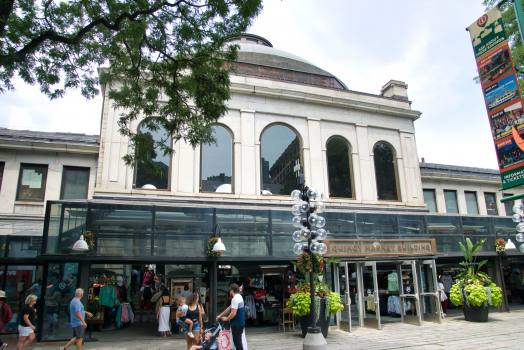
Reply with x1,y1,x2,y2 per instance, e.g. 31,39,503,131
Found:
218,330,232,350
230,328,248,350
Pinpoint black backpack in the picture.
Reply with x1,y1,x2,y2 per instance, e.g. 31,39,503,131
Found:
143,287,152,300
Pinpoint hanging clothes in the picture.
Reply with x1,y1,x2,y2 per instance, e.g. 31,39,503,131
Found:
441,275,454,292
387,296,401,315
142,271,152,287
366,294,376,312
99,285,117,307
387,272,399,292
244,295,257,320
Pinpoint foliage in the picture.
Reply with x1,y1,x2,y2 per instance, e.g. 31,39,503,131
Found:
297,252,324,274
490,283,503,307
450,284,462,306
481,1,524,95
465,283,489,307
0,0,263,175
82,231,95,250
455,238,490,282
286,290,311,317
495,238,506,254
314,282,330,297
206,237,222,258
327,292,344,315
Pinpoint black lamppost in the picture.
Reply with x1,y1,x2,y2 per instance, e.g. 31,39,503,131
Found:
290,161,328,348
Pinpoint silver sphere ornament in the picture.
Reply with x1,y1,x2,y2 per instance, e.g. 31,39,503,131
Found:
513,214,522,223
307,187,319,200
319,243,328,255
292,216,303,228
314,201,326,214
291,190,302,202
517,223,524,233
300,228,311,241
520,244,524,253
311,230,319,242
317,228,328,240
292,230,303,242
316,216,326,228
317,191,325,201
517,233,524,243
310,242,321,254
291,204,301,216
299,201,310,213
308,214,319,226
293,243,305,255
514,202,524,214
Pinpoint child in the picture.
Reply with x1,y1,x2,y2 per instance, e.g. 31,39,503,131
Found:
176,297,194,338
204,331,218,349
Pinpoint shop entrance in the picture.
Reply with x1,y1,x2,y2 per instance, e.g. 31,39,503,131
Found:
338,260,440,332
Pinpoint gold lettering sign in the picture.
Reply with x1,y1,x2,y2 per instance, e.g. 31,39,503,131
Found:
324,239,437,257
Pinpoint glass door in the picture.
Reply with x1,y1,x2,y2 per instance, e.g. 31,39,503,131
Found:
399,261,422,326
417,260,441,323
359,262,381,329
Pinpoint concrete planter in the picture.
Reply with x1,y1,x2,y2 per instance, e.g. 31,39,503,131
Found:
299,298,330,338
463,303,489,322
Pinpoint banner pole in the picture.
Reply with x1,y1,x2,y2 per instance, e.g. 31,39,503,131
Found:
514,0,524,43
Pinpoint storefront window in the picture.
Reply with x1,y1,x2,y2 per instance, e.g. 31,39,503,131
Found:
434,235,463,254
270,210,296,234
222,235,270,256
373,142,399,201
271,236,295,256
323,212,356,236
154,234,208,256
356,214,397,236
97,233,151,256
16,164,48,201
4,265,43,335
484,193,498,216
462,217,493,236
465,192,479,215
89,204,153,231
398,215,426,235
201,125,233,193
427,216,461,235
46,203,62,254
42,262,78,341
444,190,458,214
155,206,213,233
135,121,170,190
423,189,437,213
260,125,301,196
326,137,353,198
216,209,269,234
494,217,517,236
8,236,41,258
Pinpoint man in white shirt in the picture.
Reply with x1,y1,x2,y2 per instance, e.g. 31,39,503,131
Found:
180,285,192,300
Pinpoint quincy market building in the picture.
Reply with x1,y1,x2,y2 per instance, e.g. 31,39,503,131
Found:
1,34,524,340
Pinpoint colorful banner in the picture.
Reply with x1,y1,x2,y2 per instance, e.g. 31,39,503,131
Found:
468,6,524,190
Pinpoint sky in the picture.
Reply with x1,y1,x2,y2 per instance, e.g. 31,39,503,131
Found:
0,0,499,169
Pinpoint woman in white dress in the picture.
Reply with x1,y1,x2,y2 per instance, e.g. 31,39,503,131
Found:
156,288,172,337
437,276,448,318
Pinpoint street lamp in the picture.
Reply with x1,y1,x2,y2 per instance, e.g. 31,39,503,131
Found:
212,224,226,253
72,235,89,251
289,160,328,349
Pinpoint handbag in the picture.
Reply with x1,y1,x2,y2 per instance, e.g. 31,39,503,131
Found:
218,330,232,350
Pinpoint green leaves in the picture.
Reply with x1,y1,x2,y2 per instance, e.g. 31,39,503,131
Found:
0,0,263,172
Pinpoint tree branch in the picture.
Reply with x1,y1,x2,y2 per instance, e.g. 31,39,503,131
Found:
0,0,15,37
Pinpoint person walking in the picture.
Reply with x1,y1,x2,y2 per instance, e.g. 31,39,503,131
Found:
178,293,203,350
217,284,245,350
139,281,154,322
180,285,192,300
16,294,37,350
156,288,172,337
0,290,12,349
59,288,93,350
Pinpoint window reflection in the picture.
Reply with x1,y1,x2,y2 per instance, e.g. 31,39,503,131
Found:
462,217,492,236
427,216,461,235
444,190,458,214
326,138,353,198
356,214,397,235
423,189,437,213
201,126,232,192
135,122,170,190
484,193,499,216
261,125,300,195
399,215,426,235
373,143,399,201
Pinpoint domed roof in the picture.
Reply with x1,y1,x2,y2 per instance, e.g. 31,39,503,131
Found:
227,34,348,90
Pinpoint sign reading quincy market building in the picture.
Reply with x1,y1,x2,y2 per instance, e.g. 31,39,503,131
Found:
324,239,437,257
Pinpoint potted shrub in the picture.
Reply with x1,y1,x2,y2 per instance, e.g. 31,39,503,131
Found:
287,254,344,338
449,238,503,322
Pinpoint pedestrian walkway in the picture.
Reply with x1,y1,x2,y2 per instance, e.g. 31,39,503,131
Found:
22,309,524,350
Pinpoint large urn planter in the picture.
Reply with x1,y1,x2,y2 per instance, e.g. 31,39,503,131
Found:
299,298,330,338
462,304,489,322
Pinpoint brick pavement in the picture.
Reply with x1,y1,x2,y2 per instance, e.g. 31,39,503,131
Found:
19,310,524,350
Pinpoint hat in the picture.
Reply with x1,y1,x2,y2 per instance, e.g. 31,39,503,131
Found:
0,291,5,298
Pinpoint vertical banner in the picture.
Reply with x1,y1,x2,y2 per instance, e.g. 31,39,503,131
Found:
468,6,524,190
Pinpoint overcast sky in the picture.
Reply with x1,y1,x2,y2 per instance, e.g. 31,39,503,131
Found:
0,0,496,169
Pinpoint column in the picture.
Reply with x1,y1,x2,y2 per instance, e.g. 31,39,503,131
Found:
240,109,256,196
307,118,325,191
355,125,375,201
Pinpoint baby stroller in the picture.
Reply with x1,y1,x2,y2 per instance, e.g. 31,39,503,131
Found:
200,321,223,350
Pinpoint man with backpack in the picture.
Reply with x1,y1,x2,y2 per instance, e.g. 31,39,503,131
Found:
0,290,12,349
139,281,154,322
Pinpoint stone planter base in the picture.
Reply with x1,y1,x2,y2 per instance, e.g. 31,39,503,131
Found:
299,298,330,338
463,303,489,322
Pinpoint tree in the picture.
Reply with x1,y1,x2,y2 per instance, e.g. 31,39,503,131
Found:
481,1,524,94
0,0,262,174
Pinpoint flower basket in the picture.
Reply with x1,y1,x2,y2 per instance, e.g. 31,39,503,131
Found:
207,237,222,258
82,231,94,250
495,238,506,254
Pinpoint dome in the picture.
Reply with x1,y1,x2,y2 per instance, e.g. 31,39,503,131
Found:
226,34,348,90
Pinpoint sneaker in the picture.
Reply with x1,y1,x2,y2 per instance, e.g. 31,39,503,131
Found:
3,344,8,350
59,347,65,350
188,332,195,338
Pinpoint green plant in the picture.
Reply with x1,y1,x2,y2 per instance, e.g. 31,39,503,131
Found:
495,238,506,254
82,231,94,250
328,292,344,315
490,283,503,306
206,238,222,258
450,284,463,306
287,291,311,317
465,284,489,307
297,253,324,274
456,238,490,283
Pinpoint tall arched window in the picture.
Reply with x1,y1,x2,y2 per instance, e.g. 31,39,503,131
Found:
135,122,170,190
326,137,353,198
201,125,233,193
260,124,301,195
373,142,399,201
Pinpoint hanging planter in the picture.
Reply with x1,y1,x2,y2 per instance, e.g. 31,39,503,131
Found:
495,238,506,254
207,237,222,258
297,252,324,274
82,231,94,250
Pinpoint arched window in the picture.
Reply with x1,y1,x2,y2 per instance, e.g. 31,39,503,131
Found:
326,137,353,198
135,122,170,190
201,125,233,193
260,124,301,195
373,142,399,201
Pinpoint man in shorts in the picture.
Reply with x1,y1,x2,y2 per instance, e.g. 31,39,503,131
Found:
139,280,154,322
59,288,92,350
